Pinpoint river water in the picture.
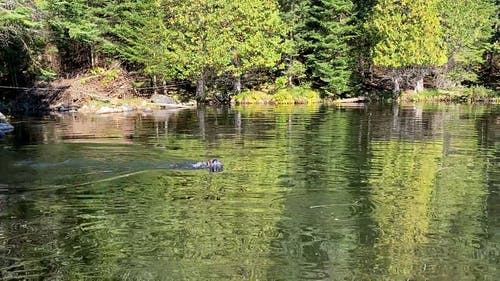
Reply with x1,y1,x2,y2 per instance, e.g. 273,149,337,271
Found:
0,104,499,280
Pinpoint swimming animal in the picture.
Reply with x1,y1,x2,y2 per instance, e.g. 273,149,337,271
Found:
192,158,223,172
206,158,223,172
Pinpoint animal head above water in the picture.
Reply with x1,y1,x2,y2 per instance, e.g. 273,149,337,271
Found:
206,158,223,172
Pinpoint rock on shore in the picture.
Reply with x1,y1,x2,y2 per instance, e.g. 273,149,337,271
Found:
0,112,14,136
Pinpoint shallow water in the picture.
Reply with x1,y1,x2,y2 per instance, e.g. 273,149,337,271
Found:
0,104,499,280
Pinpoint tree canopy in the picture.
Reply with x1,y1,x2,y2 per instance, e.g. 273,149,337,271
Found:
0,0,498,98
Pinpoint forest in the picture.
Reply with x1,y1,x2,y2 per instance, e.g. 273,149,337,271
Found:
0,0,498,101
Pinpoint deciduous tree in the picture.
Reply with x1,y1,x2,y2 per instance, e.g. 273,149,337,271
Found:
367,0,447,93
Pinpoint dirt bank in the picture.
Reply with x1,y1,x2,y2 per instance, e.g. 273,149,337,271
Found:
1,66,195,114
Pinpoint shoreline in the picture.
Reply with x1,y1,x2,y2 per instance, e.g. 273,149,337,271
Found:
1,77,498,116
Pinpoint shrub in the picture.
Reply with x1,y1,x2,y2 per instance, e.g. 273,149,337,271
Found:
233,87,321,105
399,86,498,103
233,90,272,104
273,90,295,104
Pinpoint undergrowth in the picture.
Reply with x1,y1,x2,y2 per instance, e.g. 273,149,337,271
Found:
234,87,321,105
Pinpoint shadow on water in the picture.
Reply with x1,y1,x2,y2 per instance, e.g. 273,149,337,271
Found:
0,104,499,280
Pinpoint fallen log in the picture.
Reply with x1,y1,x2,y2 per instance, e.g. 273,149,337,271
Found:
337,96,368,103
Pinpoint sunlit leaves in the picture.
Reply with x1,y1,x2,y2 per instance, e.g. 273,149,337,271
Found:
367,0,447,68
438,0,497,84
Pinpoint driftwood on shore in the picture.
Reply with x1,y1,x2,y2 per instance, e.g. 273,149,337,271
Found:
337,96,368,103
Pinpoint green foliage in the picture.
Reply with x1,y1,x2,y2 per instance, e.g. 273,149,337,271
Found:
192,0,282,94
350,0,377,85
273,90,296,104
42,0,113,74
0,0,46,84
222,1,285,76
283,59,307,86
438,0,497,84
45,0,106,50
105,0,284,94
107,0,178,80
101,69,119,86
287,0,356,96
233,90,273,104
233,87,320,104
274,76,288,89
38,68,57,81
0,0,497,99
399,86,498,102
89,67,105,76
368,0,447,68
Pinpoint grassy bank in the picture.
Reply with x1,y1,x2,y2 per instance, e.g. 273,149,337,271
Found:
233,87,321,105
399,86,499,103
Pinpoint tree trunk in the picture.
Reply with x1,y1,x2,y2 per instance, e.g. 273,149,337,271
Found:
414,77,424,93
196,71,206,102
153,75,158,95
90,48,94,68
392,76,400,94
231,51,242,93
390,68,401,94
233,75,242,94
90,46,97,68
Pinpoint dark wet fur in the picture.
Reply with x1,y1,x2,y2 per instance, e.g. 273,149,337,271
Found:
206,159,223,172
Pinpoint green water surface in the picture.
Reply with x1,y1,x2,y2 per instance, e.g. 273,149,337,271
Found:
0,104,499,280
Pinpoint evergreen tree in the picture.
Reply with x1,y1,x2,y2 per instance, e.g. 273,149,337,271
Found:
162,0,284,99
0,0,45,85
351,0,377,89
220,1,284,93
438,0,497,86
106,0,176,87
45,0,107,69
367,0,447,93
293,0,355,96
279,0,309,87
482,0,499,88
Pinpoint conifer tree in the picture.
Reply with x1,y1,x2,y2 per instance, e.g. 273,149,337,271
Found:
45,0,107,69
438,0,496,86
293,0,355,96
0,0,44,85
220,1,284,93
351,0,377,89
163,0,284,99
106,0,176,86
367,0,447,93
278,0,306,87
